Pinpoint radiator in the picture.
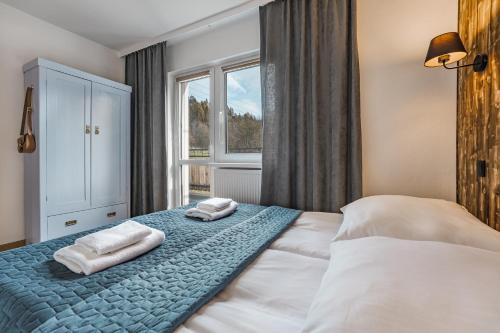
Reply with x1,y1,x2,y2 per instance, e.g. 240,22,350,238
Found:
213,168,261,204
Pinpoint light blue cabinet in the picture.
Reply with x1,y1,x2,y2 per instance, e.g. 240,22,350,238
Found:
91,82,129,208
23,58,132,243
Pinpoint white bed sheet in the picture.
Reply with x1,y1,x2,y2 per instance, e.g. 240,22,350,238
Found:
175,211,343,333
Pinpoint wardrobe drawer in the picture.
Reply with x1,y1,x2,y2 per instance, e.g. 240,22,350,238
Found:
47,204,128,240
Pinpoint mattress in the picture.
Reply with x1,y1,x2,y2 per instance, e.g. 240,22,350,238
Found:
176,211,343,333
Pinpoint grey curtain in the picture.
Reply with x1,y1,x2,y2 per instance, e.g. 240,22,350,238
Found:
125,42,168,216
259,0,362,212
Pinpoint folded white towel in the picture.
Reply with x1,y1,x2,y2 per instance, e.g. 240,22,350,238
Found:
54,228,165,275
75,220,152,255
186,201,238,221
197,198,232,212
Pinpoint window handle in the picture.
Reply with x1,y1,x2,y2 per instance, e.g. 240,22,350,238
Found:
219,110,224,145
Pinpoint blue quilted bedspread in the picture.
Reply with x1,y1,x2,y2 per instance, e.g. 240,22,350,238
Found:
0,204,301,333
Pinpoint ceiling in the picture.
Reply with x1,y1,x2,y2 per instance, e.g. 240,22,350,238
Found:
0,0,250,51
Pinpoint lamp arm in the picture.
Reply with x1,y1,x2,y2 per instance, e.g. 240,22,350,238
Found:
441,54,488,72
442,62,476,70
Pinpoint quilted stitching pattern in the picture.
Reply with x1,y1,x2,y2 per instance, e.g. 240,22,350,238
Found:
0,204,301,333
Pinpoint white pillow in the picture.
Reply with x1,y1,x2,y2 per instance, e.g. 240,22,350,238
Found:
303,237,500,333
334,195,500,252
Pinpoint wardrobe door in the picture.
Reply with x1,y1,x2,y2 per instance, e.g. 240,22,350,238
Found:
46,70,92,215
91,83,129,208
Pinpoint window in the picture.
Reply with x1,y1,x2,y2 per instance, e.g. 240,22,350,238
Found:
224,63,262,154
215,59,262,162
179,74,211,160
177,71,213,204
180,164,211,203
175,56,262,204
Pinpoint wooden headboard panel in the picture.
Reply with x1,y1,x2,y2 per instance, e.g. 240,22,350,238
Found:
457,0,499,230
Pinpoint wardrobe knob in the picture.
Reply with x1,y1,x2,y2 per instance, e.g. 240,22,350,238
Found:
85,125,91,134
95,126,100,135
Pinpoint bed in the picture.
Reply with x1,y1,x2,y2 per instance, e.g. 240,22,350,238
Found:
176,211,342,333
0,203,341,332
2,196,500,333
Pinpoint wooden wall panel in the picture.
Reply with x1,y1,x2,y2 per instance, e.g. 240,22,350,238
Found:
458,0,500,230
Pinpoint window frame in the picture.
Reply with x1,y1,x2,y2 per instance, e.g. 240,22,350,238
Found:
214,58,262,163
174,68,215,205
172,53,261,205
176,70,213,163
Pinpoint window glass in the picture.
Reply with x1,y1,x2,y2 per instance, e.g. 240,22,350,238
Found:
225,65,262,154
181,164,210,203
182,76,210,159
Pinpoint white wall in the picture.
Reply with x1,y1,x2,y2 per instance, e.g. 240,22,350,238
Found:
166,10,260,72
358,0,458,201
0,3,124,245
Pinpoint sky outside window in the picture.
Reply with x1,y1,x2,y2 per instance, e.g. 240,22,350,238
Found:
226,65,262,153
186,77,210,158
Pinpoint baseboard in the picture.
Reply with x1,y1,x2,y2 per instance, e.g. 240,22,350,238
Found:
0,240,26,252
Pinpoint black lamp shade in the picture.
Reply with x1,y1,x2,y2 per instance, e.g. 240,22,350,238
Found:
424,32,467,67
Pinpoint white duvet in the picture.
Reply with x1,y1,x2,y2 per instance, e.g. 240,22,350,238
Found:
303,237,500,333
175,212,343,333
176,207,500,333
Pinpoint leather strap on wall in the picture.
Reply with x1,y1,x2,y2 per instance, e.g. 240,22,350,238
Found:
17,87,36,153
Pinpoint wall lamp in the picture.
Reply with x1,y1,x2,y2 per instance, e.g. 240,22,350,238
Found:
424,32,488,72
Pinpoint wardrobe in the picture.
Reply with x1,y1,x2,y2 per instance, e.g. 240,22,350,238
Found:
23,58,131,243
